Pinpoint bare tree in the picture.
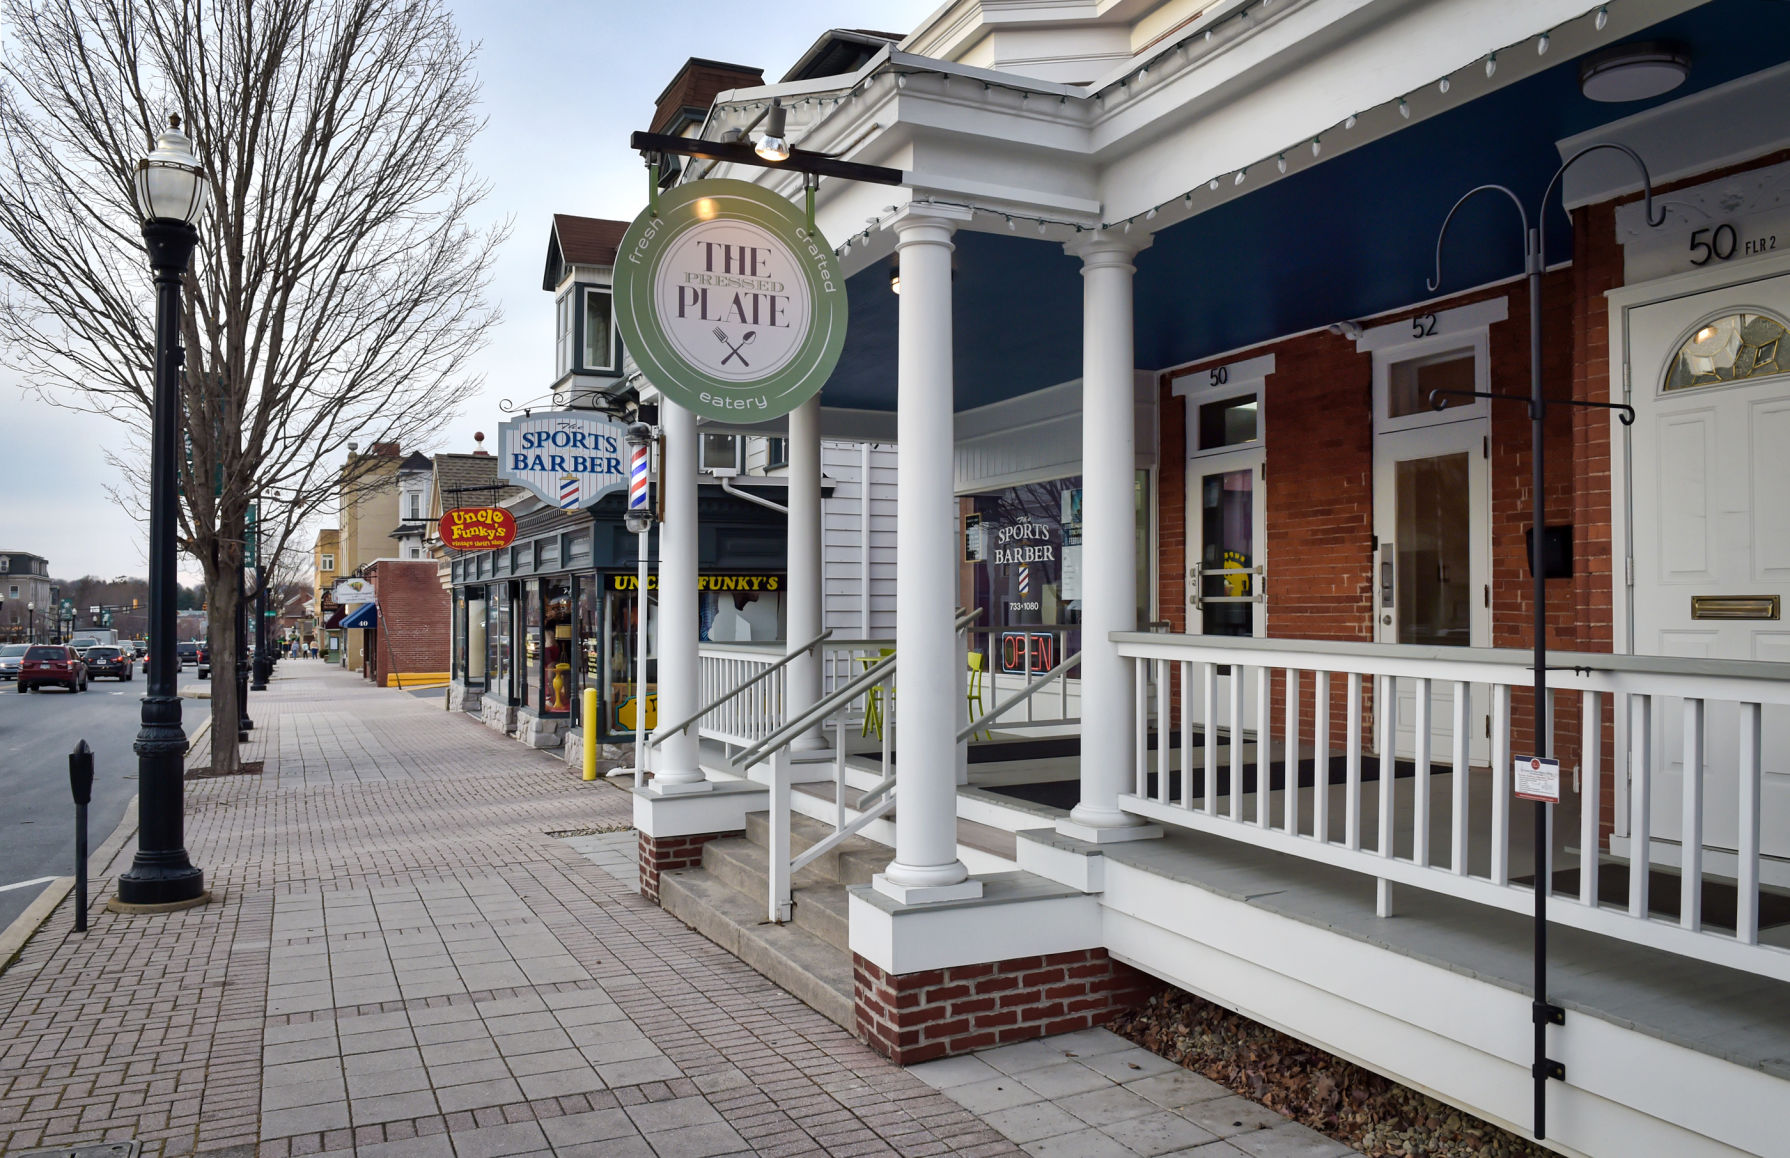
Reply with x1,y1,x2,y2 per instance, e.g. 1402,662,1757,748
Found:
0,0,505,770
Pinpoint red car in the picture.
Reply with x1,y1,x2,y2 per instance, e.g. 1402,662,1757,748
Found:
17,645,88,693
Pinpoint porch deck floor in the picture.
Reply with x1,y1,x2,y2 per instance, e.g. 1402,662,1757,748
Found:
1093,823,1790,1080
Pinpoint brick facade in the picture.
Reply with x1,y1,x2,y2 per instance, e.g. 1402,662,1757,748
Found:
637,830,736,904
364,560,450,687
853,949,1153,1066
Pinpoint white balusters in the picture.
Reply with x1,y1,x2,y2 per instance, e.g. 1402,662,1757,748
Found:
1230,666,1246,823
1681,698,1704,931
1256,665,1271,827
1179,660,1194,808
1451,681,1470,875
1284,669,1301,836
1156,658,1171,803
1135,658,1149,797
1378,675,1397,862
1738,701,1762,946
1345,672,1362,850
1628,694,1652,919
1412,677,1431,867
1313,671,1331,843
1203,662,1218,815
1580,690,1601,906
1490,684,1510,886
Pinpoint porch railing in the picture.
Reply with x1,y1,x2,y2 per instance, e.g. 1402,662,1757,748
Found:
735,609,981,923
687,633,896,751
1114,631,1790,984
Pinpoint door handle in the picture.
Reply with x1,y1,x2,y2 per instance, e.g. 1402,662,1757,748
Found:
1380,550,1395,607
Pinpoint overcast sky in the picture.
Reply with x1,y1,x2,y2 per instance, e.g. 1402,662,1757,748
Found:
0,0,938,584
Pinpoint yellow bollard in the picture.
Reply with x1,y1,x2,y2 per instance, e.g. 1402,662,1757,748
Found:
582,687,599,781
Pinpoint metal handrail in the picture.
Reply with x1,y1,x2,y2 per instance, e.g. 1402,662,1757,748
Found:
733,608,981,770
734,650,898,769
648,628,833,746
957,649,1082,743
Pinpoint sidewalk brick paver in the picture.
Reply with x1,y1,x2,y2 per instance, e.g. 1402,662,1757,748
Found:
0,665,1022,1158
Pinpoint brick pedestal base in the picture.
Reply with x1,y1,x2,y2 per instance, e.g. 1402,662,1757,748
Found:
638,830,735,904
854,948,1153,1065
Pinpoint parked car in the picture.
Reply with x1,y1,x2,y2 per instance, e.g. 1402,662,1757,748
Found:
0,643,26,681
196,643,211,680
176,641,199,667
18,644,87,693
84,645,133,681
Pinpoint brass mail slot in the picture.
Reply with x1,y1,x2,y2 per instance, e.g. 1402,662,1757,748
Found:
1690,595,1781,621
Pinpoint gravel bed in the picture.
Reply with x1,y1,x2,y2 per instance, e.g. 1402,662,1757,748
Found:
1109,986,1549,1158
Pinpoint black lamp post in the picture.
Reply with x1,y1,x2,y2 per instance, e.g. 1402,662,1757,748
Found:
1425,142,1661,1142
116,115,208,909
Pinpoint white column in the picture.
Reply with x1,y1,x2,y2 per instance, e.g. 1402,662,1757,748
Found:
650,399,707,792
874,203,981,904
1062,232,1159,842
787,395,825,749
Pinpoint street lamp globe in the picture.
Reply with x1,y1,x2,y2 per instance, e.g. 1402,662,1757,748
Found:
135,115,208,226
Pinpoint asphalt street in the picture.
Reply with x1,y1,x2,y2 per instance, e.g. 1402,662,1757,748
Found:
0,664,208,931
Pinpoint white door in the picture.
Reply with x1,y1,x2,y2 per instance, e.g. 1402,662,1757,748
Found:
1373,416,1493,763
1627,272,1790,861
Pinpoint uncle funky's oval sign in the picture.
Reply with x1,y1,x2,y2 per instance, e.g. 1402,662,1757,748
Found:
613,179,847,423
438,507,516,552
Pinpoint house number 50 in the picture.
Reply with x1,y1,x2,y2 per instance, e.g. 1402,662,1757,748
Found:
1689,224,1738,265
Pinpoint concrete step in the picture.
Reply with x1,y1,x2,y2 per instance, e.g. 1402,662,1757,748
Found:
743,809,886,886
700,835,852,953
656,863,856,1033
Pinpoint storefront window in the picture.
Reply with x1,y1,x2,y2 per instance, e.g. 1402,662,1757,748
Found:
453,589,466,678
466,586,487,688
576,576,600,727
606,578,657,735
541,578,573,716
522,581,540,708
491,592,510,703
962,479,1081,676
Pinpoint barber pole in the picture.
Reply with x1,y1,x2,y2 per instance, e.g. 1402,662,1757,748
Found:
558,474,580,509
1019,564,1031,596
629,442,649,512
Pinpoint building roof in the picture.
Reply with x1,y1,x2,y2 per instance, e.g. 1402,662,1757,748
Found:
652,57,763,135
399,451,433,474
432,452,523,510
543,216,630,291
781,29,901,82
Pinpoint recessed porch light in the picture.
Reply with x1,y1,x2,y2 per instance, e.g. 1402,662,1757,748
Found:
1579,42,1690,102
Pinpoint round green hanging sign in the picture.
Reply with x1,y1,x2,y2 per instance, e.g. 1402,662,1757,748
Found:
613,179,848,423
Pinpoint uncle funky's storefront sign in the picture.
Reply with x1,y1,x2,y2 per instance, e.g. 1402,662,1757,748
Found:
496,411,632,510
613,179,847,422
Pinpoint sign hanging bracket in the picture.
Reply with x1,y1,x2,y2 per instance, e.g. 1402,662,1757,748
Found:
804,172,819,231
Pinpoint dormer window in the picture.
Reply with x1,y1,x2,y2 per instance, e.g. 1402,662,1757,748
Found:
556,292,575,378
583,288,614,372
407,492,421,520
556,283,618,379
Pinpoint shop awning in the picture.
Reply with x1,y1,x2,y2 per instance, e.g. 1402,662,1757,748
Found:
322,607,346,629
340,602,378,630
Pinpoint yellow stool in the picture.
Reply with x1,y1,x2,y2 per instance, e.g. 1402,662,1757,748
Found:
860,649,895,739
966,651,990,741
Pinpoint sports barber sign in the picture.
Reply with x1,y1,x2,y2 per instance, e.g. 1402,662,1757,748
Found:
496,412,632,510
613,179,847,423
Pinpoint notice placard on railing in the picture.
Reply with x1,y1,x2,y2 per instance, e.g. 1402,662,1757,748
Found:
1514,756,1560,804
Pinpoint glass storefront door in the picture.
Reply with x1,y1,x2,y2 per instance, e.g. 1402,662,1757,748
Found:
1192,453,1264,637
541,578,573,715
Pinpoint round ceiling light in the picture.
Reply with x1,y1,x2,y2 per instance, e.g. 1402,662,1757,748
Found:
1579,42,1689,102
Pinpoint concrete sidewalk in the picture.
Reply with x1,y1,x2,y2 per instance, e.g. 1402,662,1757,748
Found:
0,664,1356,1158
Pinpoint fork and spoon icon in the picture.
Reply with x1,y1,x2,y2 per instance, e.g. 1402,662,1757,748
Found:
713,327,756,367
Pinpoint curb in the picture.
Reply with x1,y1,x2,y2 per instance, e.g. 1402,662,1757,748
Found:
0,795,142,976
